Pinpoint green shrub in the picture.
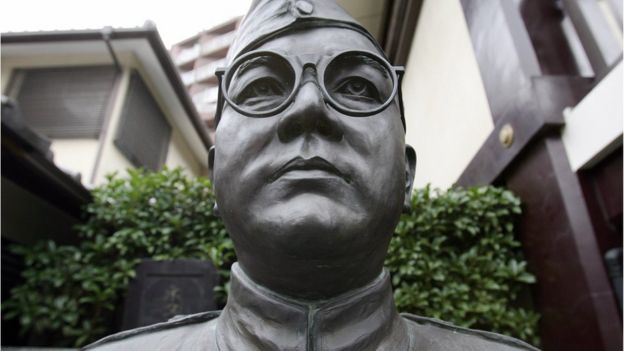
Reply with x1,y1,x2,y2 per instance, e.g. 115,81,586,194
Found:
4,169,538,347
386,185,539,346
3,168,234,347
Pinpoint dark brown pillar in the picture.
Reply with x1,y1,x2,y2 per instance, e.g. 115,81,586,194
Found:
456,0,622,350
505,137,621,351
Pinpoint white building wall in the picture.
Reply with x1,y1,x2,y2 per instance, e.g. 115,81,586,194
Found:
402,0,493,189
49,139,99,182
2,49,208,185
1,66,13,93
91,68,134,185
562,61,623,171
93,65,207,184
2,57,106,185
2,53,113,70
166,129,204,177
131,63,207,178
1,54,114,95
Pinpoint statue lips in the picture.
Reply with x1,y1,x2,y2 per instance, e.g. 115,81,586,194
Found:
269,156,351,184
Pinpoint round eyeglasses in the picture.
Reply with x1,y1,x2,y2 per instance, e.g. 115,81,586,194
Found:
215,50,405,121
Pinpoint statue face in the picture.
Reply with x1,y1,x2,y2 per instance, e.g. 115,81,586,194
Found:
212,27,413,294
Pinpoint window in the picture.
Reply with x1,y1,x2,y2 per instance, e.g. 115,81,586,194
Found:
114,71,171,171
8,66,118,138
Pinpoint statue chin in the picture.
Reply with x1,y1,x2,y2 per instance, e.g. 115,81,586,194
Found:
246,193,371,259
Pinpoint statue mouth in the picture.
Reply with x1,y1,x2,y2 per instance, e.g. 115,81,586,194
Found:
270,156,351,183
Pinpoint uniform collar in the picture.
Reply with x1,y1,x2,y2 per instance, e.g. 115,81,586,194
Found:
216,263,410,351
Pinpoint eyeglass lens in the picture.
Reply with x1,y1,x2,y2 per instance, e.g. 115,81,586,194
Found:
227,54,296,113
225,52,394,115
324,53,394,112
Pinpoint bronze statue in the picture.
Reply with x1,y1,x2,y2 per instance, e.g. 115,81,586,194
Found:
84,1,539,350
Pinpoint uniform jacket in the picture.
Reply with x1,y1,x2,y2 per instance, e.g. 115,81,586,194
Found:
84,263,539,351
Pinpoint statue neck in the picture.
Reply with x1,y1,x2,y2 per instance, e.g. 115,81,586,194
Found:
235,246,388,300
216,263,410,351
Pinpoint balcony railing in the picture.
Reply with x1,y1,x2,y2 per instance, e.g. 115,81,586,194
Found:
197,101,218,114
192,86,219,105
173,44,200,67
200,31,236,56
180,70,196,86
194,58,228,84
179,57,227,86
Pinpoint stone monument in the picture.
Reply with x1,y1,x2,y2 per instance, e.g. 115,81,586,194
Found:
84,1,539,350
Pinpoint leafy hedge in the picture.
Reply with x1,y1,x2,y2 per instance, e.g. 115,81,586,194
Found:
386,186,539,345
3,168,234,347
3,168,538,347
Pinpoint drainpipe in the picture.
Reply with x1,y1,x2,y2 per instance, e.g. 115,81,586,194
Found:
89,27,124,185
102,26,122,72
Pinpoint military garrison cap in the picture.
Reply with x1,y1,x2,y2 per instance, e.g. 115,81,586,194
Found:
226,0,385,63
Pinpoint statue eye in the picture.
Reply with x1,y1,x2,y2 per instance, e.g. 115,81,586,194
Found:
334,77,380,102
237,77,286,105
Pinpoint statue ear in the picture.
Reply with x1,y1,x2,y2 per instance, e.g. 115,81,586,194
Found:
403,145,417,212
208,146,215,182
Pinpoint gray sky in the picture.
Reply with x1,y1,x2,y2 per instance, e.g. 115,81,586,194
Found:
0,0,253,48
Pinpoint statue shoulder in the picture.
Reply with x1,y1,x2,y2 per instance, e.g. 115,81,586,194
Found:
81,311,220,351
402,313,540,351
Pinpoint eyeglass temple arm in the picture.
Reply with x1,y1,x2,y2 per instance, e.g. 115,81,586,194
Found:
215,68,226,126
395,66,406,131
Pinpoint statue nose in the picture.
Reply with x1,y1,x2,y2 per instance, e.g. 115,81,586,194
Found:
277,69,344,143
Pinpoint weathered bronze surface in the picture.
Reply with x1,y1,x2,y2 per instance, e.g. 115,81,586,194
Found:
84,1,539,350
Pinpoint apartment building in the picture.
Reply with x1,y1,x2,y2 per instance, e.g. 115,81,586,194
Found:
170,17,241,142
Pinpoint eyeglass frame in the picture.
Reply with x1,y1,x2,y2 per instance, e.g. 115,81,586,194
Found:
214,49,406,127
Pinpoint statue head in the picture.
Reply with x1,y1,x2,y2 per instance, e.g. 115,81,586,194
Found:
209,0,416,299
